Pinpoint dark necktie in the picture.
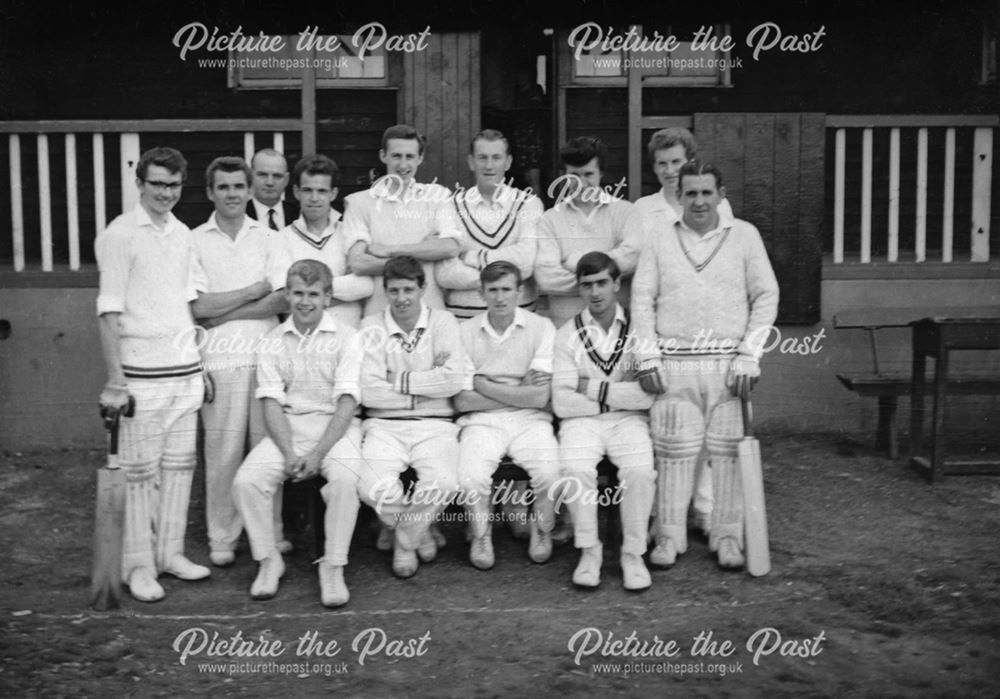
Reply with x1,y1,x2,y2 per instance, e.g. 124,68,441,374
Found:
267,208,278,231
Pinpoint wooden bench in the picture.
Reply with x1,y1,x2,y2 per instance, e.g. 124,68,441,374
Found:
833,306,1000,459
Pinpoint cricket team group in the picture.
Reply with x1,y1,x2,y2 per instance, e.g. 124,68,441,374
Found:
95,123,779,608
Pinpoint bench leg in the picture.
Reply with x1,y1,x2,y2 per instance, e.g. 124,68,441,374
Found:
876,396,899,459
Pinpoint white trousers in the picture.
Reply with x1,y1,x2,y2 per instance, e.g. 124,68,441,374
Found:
559,414,655,556
357,418,459,551
119,374,203,578
201,367,283,554
232,413,363,565
458,412,561,537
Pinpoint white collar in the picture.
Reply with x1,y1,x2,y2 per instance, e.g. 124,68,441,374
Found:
289,211,341,240
134,204,179,234
580,304,627,332
383,302,430,337
479,307,528,340
279,312,339,338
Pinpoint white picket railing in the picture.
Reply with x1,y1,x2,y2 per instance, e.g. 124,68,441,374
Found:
827,115,997,263
1,119,301,271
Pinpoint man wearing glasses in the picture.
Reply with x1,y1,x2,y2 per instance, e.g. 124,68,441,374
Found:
95,146,210,602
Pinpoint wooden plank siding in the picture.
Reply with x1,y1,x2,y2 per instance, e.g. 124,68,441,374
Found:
694,113,824,324
402,32,481,190
563,89,630,198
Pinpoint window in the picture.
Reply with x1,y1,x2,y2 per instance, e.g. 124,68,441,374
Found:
228,34,389,89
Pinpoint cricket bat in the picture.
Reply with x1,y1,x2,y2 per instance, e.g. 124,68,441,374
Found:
90,397,133,610
739,394,771,577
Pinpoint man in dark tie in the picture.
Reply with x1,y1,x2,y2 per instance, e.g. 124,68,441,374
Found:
247,148,298,230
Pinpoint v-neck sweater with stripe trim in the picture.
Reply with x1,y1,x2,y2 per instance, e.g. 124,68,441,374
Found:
631,217,779,363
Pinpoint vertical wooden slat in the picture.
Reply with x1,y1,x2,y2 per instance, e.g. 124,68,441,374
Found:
743,114,775,232
627,25,642,202
715,114,746,215
243,132,254,163
301,64,317,157
795,113,826,323
971,127,993,262
65,133,80,270
771,114,800,320
9,134,25,271
942,127,955,262
915,127,928,262
120,133,141,215
93,133,106,234
424,33,444,184
833,128,845,263
37,134,53,271
440,33,459,189
860,128,872,263
887,128,900,262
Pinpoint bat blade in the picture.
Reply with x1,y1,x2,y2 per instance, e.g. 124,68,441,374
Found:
90,466,125,610
739,435,771,576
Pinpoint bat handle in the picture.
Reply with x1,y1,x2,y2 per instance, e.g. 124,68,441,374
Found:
741,392,754,439
101,396,135,462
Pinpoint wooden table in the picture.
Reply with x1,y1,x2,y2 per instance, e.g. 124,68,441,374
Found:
909,315,1000,482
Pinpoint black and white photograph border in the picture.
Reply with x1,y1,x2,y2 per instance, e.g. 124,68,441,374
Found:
1,0,999,695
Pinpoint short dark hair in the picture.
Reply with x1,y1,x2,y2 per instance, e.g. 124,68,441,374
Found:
382,256,425,288
677,161,724,191
205,156,252,189
287,258,333,293
381,124,426,155
647,127,697,161
136,147,187,182
292,154,340,188
560,136,608,172
575,251,620,282
480,260,522,286
470,129,510,156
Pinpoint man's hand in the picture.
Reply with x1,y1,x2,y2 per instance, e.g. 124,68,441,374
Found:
637,363,665,395
99,382,131,411
577,375,590,394
284,453,305,480
727,356,761,399
522,370,552,387
249,280,272,300
564,250,584,274
203,372,215,404
432,352,450,369
295,451,323,482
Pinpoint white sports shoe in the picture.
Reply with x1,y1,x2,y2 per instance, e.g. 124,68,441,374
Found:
469,534,495,570
621,553,652,591
376,524,394,552
649,538,678,568
717,537,745,569
276,540,293,555
250,555,285,600
162,554,211,581
210,551,235,567
528,522,552,564
572,544,602,588
416,531,438,563
317,560,349,608
127,567,164,603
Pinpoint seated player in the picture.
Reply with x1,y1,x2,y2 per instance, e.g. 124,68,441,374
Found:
231,259,364,607
552,252,655,590
356,256,467,579
455,261,561,569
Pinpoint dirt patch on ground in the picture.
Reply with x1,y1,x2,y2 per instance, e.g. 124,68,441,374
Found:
1,432,999,696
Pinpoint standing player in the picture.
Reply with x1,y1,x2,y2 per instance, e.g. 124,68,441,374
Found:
455,261,561,569
343,125,463,316
435,129,541,319
190,156,291,567
281,154,374,328
552,252,655,590
533,137,634,329
231,259,364,607
631,162,778,570
356,256,467,579
247,148,297,231
623,127,735,539
96,146,209,602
